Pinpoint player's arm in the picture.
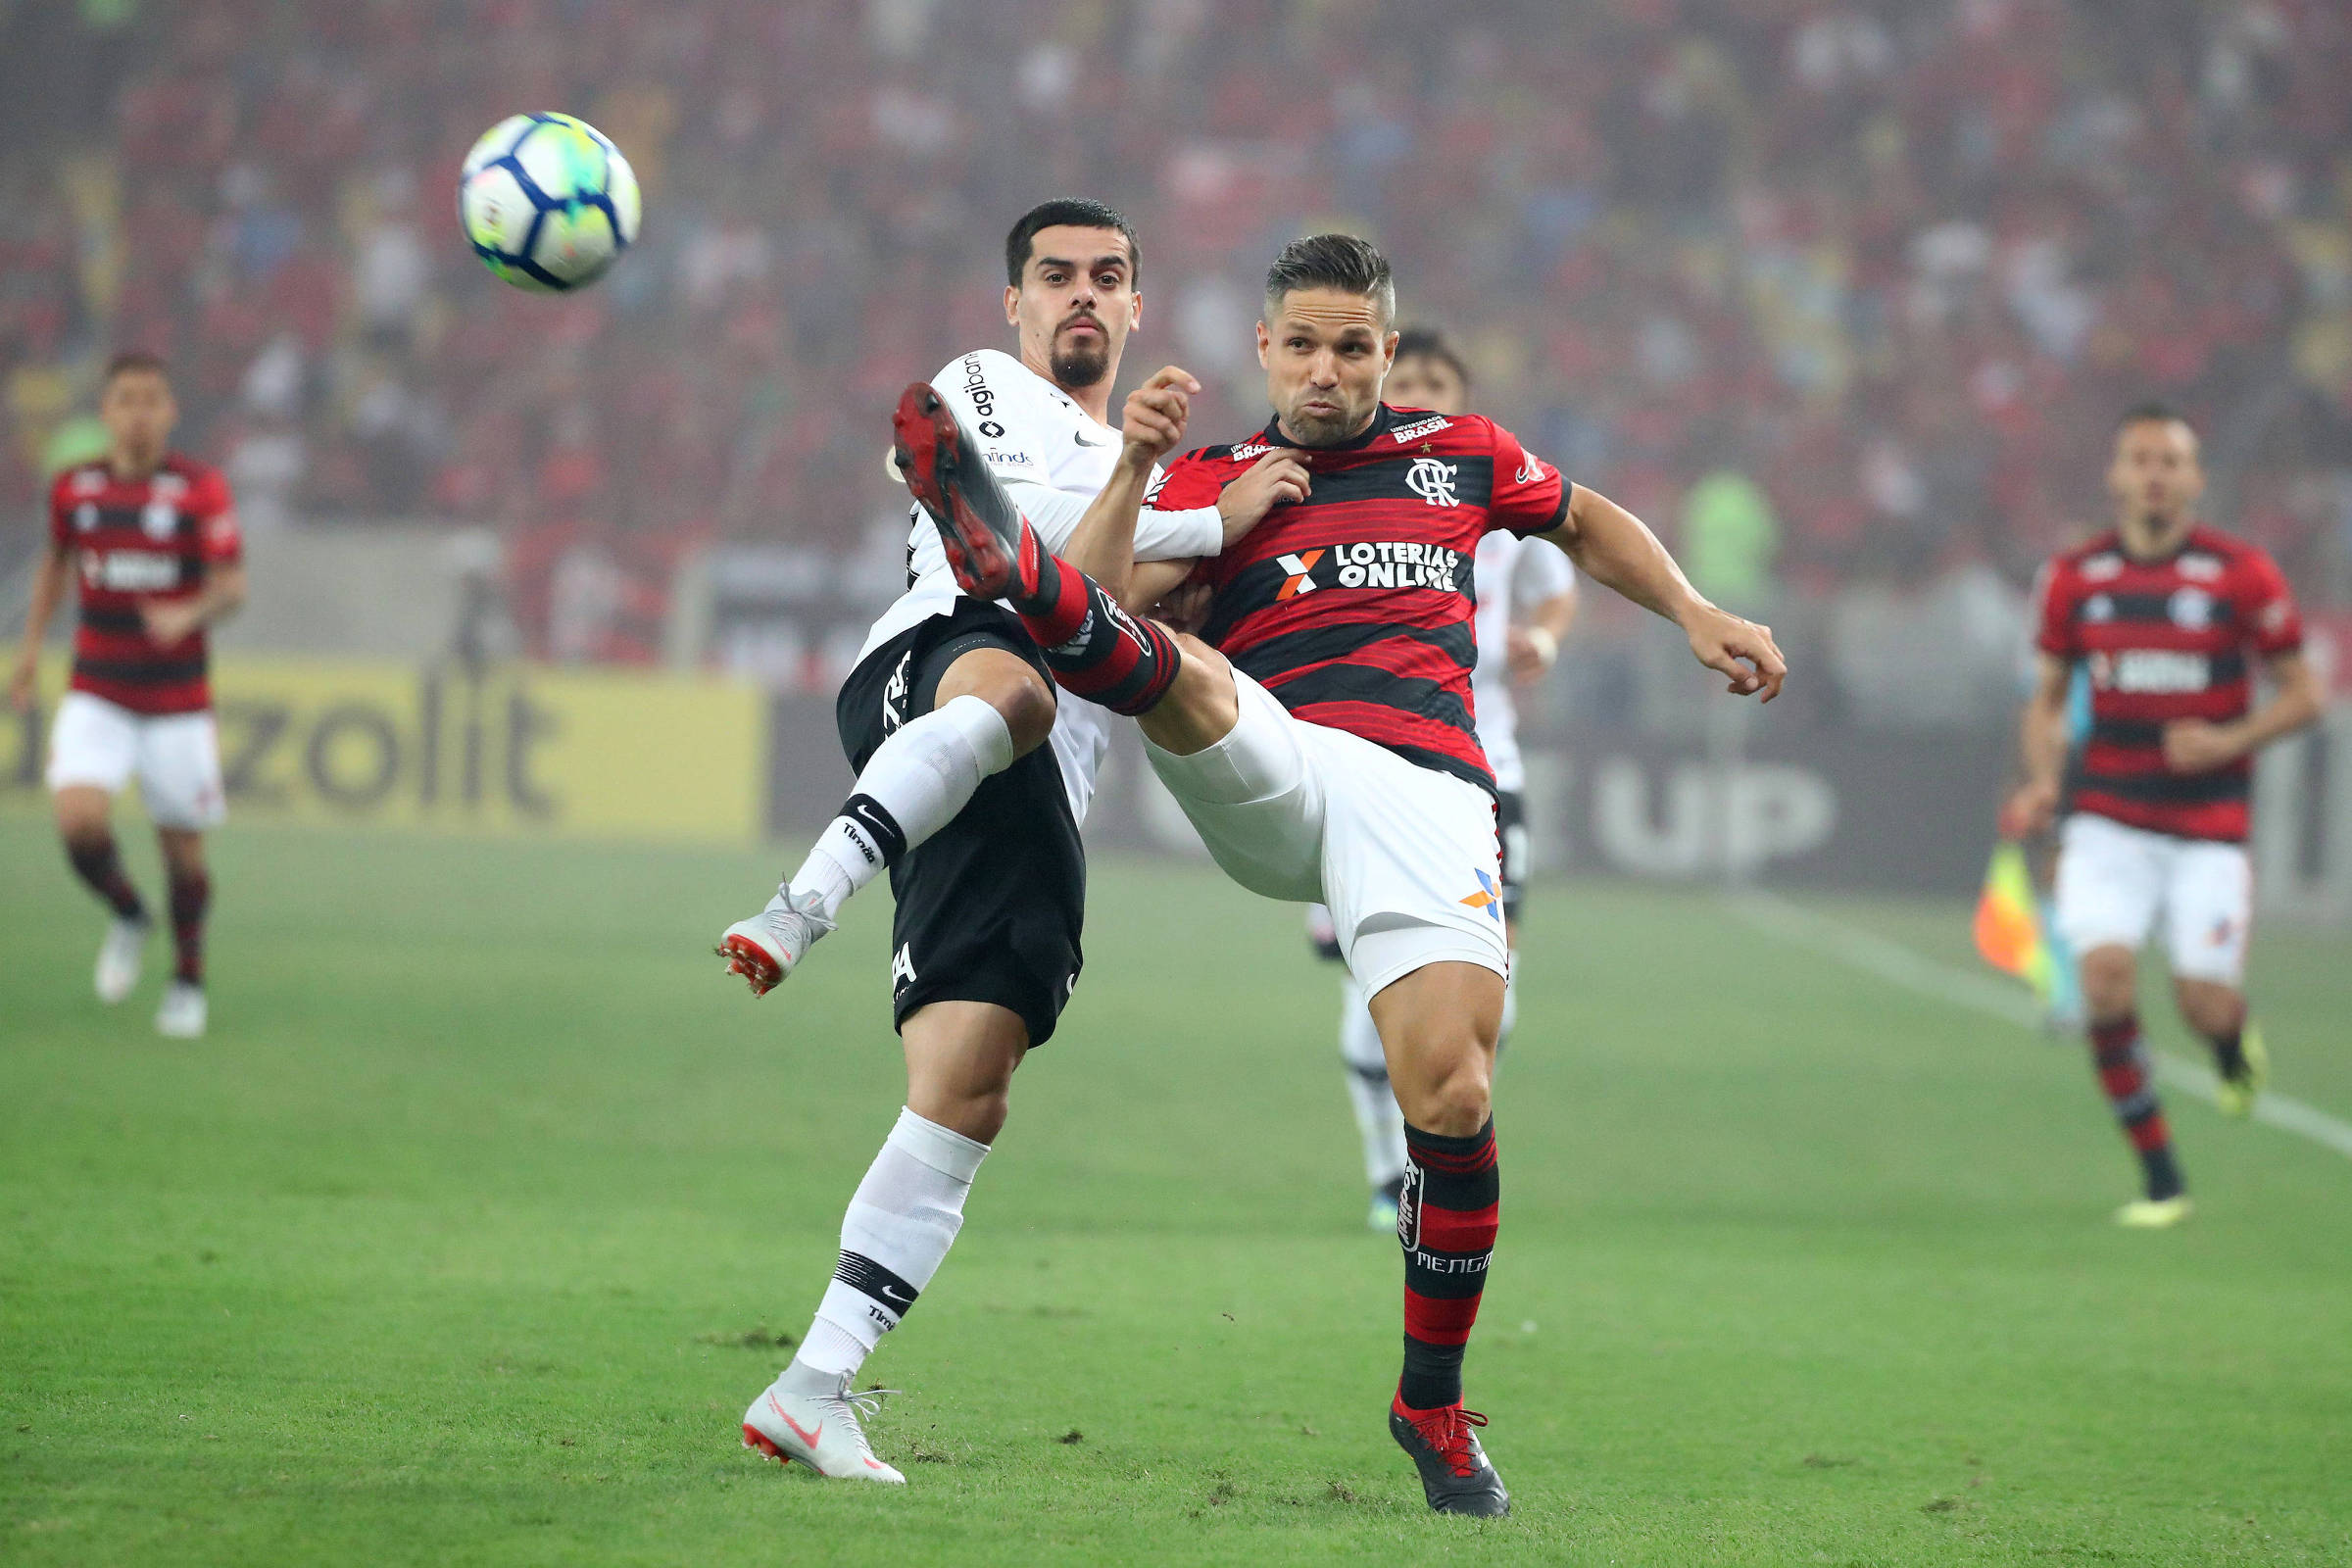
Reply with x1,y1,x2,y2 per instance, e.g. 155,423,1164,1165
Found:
7,538,74,711
141,560,247,647
2001,653,2074,837
1533,483,1784,702
2163,650,2323,774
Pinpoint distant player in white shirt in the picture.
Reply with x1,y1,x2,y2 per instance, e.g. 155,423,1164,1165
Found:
1307,329,1578,1232
717,199,1303,1481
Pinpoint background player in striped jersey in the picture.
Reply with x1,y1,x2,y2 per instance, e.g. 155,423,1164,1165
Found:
1303,327,1579,1233
895,233,1783,1515
2002,404,2321,1229
9,353,243,1040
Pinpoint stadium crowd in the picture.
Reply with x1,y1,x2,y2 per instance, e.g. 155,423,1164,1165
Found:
2,0,2348,662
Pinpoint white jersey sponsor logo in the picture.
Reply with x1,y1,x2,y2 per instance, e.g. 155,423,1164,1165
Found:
84,550,179,592
1390,415,1451,444
2092,649,2210,694
1229,442,1273,463
2168,586,2214,629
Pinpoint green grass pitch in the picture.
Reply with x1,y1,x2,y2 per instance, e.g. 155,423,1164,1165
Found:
4,815,2349,1565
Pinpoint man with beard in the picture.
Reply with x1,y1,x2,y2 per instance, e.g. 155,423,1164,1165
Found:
719,199,1305,1480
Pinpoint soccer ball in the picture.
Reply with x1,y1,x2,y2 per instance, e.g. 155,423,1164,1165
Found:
458,113,641,292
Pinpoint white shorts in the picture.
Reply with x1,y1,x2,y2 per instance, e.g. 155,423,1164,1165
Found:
45,690,227,831
2053,811,2250,985
1144,669,1508,999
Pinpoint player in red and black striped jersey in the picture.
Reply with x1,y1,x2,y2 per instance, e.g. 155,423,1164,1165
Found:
897,233,1784,1516
2003,405,2322,1227
8,353,246,1038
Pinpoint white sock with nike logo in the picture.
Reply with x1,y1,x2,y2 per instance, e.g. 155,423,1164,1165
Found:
790,1107,992,1383
788,694,1015,921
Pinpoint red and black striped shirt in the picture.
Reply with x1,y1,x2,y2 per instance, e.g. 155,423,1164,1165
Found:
1150,405,1570,792
2034,524,2302,843
48,455,240,715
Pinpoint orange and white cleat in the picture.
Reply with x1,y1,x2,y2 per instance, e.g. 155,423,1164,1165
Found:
715,886,834,998
742,1369,906,1483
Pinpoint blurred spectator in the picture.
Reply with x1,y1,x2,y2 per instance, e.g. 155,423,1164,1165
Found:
0,0,2345,665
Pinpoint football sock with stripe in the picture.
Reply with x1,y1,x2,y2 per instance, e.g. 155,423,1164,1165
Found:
1397,1118,1499,1411
789,1107,991,1386
66,835,146,922
1003,544,1182,717
2207,1024,2247,1080
1338,975,1408,1192
2089,1013,2183,1200
787,695,1014,921
168,869,210,985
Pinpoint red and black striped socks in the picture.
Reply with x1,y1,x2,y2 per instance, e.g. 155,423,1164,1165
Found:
1396,1118,1499,1412
2089,1013,2182,1200
66,836,145,923
1003,544,1181,717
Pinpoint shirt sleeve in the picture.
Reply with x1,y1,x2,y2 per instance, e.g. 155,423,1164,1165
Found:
930,351,1050,488
2236,547,2304,657
1486,419,1571,538
2031,561,2078,659
195,467,243,564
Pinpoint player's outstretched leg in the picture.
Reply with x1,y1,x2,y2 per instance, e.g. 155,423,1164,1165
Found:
2177,975,2265,1119
718,693,1017,995
894,382,1181,716
2078,945,2189,1226
155,829,210,1038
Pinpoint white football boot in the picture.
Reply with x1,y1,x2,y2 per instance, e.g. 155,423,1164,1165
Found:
741,1368,906,1482
716,886,835,998
94,917,148,1004
155,981,208,1039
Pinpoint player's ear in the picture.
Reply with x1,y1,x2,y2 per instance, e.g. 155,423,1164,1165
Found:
1383,330,1399,370
1004,284,1020,327
1255,320,1271,368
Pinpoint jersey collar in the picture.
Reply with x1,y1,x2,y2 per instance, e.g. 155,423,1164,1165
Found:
1258,403,1396,453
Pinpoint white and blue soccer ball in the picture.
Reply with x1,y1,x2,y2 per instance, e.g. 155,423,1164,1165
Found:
458,113,641,292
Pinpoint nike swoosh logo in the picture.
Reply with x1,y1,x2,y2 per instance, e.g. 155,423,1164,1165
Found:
1075,431,1111,447
877,1285,910,1304
768,1393,822,1448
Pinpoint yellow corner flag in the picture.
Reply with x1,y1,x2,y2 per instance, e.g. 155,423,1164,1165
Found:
1973,841,2055,1000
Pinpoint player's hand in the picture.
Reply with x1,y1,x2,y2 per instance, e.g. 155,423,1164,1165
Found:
1506,625,1558,685
1682,604,1786,702
1215,452,1311,545
5,652,34,713
1999,777,2060,839
141,599,204,647
1119,366,1200,470
2163,717,2242,774
1150,579,1213,637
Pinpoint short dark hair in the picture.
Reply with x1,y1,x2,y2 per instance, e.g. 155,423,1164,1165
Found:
103,350,170,385
1263,233,1395,324
1004,199,1141,286
2119,400,2189,432
1393,326,1469,389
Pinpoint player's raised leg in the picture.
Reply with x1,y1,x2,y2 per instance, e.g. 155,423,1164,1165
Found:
1367,960,1511,1517
718,653,1048,995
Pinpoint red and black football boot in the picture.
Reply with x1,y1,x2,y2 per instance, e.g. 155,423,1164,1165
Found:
892,381,1037,602
1390,1392,1511,1516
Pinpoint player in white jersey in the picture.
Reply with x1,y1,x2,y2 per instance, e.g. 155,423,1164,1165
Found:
1303,329,1579,1230
717,200,1304,1481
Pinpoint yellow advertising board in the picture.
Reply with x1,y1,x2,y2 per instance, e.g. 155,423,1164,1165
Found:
3,654,763,847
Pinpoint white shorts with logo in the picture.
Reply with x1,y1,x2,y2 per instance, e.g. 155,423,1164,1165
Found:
45,690,227,830
1144,669,1508,999
2053,811,2250,985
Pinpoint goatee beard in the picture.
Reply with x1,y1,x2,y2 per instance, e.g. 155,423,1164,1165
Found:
1051,340,1110,388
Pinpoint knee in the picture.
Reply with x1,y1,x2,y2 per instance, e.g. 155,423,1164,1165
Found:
992,675,1056,758
2079,948,2137,1019
2175,981,2244,1039
1401,1049,1493,1137
908,1080,1011,1146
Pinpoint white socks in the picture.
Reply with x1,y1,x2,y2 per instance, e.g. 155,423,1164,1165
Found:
793,1107,992,1380
787,695,1015,921
1337,974,1407,1190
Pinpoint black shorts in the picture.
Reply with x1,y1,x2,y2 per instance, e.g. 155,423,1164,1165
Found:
835,598,1084,1048
1496,789,1527,924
